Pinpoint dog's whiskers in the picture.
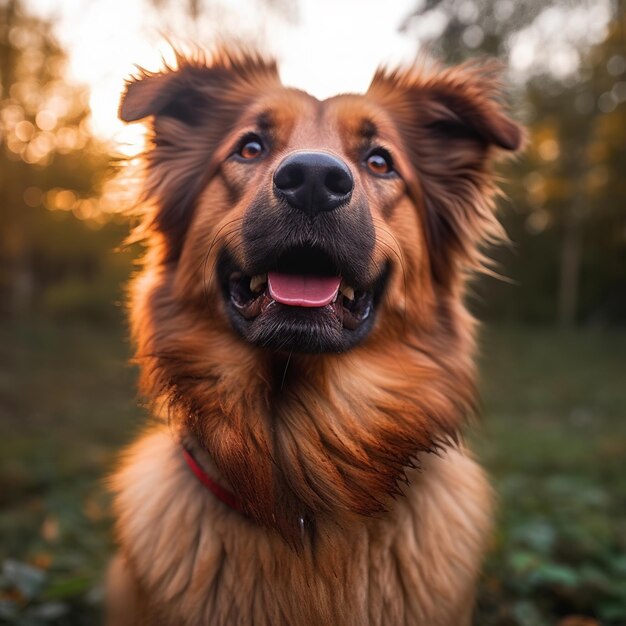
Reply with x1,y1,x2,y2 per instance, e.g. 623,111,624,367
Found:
201,226,244,305
279,352,292,392
373,236,408,331
203,237,245,301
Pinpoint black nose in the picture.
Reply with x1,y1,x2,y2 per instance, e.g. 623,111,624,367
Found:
273,151,353,217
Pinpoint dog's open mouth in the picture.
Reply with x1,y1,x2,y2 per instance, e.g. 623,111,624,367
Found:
230,272,372,330
220,246,384,353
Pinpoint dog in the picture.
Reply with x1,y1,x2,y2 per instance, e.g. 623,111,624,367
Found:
106,47,522,626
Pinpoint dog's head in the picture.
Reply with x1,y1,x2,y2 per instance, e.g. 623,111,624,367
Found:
120,48,521,543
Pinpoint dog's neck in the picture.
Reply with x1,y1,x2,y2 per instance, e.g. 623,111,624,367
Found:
156,330,475,547
181,442,243,514
180,427,311,542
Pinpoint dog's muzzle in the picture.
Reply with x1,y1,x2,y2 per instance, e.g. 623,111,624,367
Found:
217,152,386,354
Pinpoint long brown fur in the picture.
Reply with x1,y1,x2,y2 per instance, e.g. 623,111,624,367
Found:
108,45,522,625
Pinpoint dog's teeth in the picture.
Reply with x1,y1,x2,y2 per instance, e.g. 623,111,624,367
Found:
250,274,267,293
340,283,355,301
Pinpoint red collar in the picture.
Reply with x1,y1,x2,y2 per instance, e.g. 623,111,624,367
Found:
182,447,244,515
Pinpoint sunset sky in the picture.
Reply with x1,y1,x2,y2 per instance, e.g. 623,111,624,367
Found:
26,0,418,153
26,0,612,155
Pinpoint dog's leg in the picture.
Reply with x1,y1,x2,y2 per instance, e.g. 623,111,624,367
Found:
105,552,141,626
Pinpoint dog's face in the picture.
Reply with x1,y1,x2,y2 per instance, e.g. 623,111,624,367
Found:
203,90,394,354
120,50,521,542
121,52,520,355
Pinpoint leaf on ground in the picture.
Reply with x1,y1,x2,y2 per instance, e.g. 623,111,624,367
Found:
1,560,47,600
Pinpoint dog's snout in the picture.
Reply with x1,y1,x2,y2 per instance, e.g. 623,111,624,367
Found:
273,151,353,217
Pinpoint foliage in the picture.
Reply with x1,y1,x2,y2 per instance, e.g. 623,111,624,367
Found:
501,9,626,326
0,319,139,625
402,0,557,60
1,321,625,624
474,328,626,625
0,0,118,320
407,0,626,326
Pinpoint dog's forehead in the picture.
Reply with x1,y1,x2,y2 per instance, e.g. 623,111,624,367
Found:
322,94,394,135
246,88,399,152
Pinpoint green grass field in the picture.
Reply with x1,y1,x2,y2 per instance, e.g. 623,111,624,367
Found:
1,319,625,625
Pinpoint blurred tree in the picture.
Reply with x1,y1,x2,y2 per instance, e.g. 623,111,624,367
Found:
401,0,597,63
521,5,626,326
0,0,118,318
404,0,626,326
485,1,626,326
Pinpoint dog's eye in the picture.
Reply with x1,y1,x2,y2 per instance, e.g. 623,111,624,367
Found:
237,136,264,160
365,149,394,176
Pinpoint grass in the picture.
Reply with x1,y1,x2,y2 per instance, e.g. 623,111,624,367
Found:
474,328,626,625
0,317,139,625
1,318,624,625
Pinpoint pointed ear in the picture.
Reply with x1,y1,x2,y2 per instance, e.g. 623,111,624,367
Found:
368,60,524,286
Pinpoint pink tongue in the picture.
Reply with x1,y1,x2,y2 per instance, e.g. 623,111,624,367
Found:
268,272,341,307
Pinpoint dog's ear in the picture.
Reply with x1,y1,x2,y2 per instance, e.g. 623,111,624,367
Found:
119,49,279,124
120,69,216,125
119,70,177,123
368,60,523,287
118,50,280,260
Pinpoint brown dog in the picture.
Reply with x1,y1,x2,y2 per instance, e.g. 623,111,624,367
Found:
107,47,522,626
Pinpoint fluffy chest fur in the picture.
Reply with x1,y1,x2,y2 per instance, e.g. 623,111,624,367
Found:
111,428,492,626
